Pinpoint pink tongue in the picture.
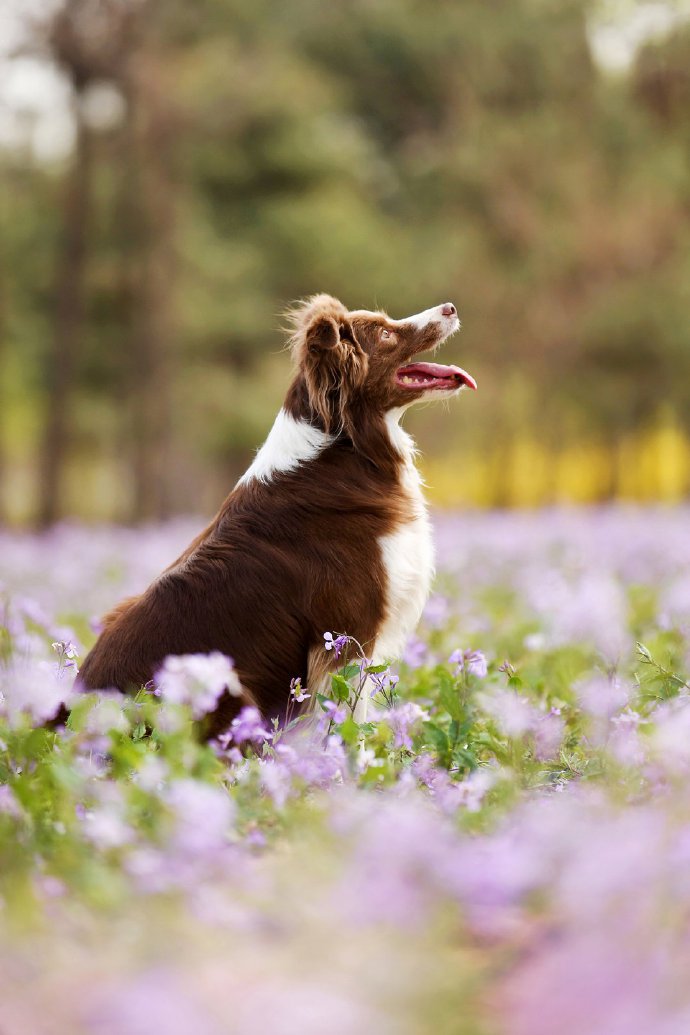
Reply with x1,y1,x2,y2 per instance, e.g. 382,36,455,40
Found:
400,362,477,391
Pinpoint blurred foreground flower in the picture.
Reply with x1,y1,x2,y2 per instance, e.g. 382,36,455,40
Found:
0,657,75,725
227,706,272,746
155,652,241,719
386,701,428,750
449,648,488,678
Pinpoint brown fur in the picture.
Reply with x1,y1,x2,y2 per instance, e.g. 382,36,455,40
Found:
77,294,461,735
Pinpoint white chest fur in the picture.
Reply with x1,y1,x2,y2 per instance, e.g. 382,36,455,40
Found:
374,411,435,664
237,409,333,486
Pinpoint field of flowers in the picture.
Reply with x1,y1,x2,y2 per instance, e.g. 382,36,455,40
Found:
2,506,690,1034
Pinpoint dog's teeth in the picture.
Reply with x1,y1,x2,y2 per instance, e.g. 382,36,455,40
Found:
400,374,433,386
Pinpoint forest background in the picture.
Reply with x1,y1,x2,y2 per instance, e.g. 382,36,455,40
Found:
1,0,689,525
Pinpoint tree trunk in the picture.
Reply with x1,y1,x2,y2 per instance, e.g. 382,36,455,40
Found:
120,53,176,523
37,96,92,528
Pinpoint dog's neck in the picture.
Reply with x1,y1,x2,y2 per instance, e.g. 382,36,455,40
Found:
236,409,333,487
238,381,415,489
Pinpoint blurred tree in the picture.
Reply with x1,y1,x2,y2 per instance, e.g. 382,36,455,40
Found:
634,24,690,128
36,0,145,525
118,43,178,520
1,0,690,519
37,89,92,528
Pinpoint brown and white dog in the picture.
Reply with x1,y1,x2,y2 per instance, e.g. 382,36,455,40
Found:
78,295,476,735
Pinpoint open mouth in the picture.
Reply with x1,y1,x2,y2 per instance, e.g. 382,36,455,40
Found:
395,362,477,392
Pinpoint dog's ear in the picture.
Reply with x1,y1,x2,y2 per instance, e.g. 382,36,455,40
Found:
304,315,368,434
288,296,368,434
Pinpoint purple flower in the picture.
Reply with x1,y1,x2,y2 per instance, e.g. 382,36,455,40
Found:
51,639,79,670
289,677,310,703
478,688,540,737
0,657,76,726
424,594,450,628
85,968,224,1035
533,711,566,761
403,636,429,668
166,779,235,855
467,652,488,678
0,785,21,817
155,652,241,719
15,596,49,627
651,698,690,772
82,803,133,850
449,648,488,678
289,734,346,786
334,796,453,927
82,692,129,736
386,701,429,750
321,699,348,724
229,706,272,745
574,675,630,719
259,758,293,808
323,631,348,658
369,667,399,699
455,768,497,813
264,734,347,792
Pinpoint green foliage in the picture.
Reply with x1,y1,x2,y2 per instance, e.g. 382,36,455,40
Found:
3,2,690,518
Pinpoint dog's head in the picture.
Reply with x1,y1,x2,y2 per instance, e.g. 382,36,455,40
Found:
286,294,476,438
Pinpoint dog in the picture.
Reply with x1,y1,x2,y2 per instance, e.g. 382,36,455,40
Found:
77,294,476,735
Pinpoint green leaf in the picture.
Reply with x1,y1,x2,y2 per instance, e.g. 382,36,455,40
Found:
365,664,390,674
358,722,377,736
438,669,462,721
452,746,478,771
330,674,352,703
339,664,360,680
338,716,360,745
423,722,451,766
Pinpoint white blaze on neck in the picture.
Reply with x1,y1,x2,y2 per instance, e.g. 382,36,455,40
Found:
385,404,412,433
237,409,333,486
374,409,435,665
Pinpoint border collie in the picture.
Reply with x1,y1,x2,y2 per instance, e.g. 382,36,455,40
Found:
78,295,476,735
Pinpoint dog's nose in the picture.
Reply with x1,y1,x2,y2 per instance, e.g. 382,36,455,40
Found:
441,303,456,317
